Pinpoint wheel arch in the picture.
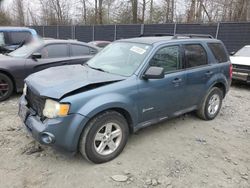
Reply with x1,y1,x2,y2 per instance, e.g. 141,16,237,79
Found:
83,107,134,134
212,82,226,98
76,107,134,156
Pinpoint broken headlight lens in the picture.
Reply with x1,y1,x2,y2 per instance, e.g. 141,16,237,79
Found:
43,99,70,119
23,83,27,95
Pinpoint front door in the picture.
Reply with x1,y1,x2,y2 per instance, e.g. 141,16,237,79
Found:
137,45,186,124
25,43,70,75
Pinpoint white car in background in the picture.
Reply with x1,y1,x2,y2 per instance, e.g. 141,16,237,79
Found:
230,45,250,83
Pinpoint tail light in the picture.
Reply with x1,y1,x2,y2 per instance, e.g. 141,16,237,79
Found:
229,63,233,79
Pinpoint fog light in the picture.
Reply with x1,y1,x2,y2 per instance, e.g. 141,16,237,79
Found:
41,132,55,144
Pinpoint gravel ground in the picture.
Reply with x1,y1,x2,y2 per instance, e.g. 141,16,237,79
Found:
0,83,249,188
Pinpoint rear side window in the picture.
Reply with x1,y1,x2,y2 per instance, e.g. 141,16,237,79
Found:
71,44,90,56
8,31,32,45
40,44,68,58
208,43,228,63
184,44,207,68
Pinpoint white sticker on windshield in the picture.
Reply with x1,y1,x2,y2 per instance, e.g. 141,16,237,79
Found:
130,46,146,55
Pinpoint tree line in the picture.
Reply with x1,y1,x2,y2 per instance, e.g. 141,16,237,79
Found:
0,0,250,26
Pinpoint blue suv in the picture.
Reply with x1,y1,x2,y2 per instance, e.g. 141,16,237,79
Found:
19,34,232,163
0,27,38,53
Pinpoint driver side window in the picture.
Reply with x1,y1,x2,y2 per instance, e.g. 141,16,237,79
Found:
149,45,181,73
38,44,69,59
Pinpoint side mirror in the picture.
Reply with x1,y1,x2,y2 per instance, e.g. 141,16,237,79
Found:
31,52,42,59
230,51,235,56
143,66,164,79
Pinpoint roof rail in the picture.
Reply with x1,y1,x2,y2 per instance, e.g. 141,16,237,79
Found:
139,33,174,37
172,34,214,39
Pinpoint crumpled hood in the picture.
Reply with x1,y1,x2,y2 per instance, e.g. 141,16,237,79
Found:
230,56,250,66
26,65,126,99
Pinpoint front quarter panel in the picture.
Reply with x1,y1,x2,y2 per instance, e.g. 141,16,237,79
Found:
78,93,138,123
61,77,140,130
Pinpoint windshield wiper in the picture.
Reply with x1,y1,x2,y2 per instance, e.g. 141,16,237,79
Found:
85,63,107,73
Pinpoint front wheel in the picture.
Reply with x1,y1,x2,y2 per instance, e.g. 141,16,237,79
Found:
197,87,223,120
79,111,129,163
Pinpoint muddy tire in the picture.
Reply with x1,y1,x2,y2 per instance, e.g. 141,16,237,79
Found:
197,87,223,120
79,111,129,164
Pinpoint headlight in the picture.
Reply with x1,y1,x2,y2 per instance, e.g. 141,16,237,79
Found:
23,83,27,95
43,99,70,119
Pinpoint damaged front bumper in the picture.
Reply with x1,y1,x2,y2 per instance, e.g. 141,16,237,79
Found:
18,95,89,154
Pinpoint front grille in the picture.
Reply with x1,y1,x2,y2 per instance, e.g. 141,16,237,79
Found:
233,64,250,70
26,88,45,117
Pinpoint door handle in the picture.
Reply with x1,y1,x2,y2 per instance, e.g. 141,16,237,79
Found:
172,78,182,84
205,71,213,76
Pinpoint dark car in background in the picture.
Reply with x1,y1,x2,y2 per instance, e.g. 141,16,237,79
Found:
0,27,38,54
88,41,111,48
0,38,100,101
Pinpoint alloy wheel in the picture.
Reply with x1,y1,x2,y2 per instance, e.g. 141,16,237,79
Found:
207,94,220,115
0,78,9,98
94,122,122,156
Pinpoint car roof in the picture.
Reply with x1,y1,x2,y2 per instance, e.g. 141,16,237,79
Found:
89,41,111,43
0,26,35,32
118,36,221,45
42,38,100,49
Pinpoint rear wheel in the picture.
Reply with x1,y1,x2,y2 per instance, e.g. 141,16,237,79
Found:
197,87,223,120
79,111,129,164
0,73,13,102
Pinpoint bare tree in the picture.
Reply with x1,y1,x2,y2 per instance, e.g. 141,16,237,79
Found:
149,0,153,23
0,0,11,26
80,0,87,24
98,0,103,24
130,0,138,23
13,0,25,26
95,0,98,24
39,0,71,25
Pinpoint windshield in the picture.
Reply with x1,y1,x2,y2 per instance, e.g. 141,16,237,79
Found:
8,39,42,58
234,46,250,57
87,42,152,77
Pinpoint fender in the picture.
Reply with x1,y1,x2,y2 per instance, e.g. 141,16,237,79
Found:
77,93,139,128
205,73,228,92
197,73,228,107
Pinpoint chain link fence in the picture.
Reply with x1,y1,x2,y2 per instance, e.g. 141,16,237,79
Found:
31,22,250,52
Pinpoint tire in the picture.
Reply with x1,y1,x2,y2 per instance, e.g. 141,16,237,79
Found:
79,111,129,164
0,73,14,102
197,87,223,120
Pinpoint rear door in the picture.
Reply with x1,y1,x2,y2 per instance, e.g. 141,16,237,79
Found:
68,44,98,65
207,42,231,82
25,43,71,74
183,43,213,108
137,45,186,123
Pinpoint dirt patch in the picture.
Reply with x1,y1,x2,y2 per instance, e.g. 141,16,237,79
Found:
0,84,249,188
